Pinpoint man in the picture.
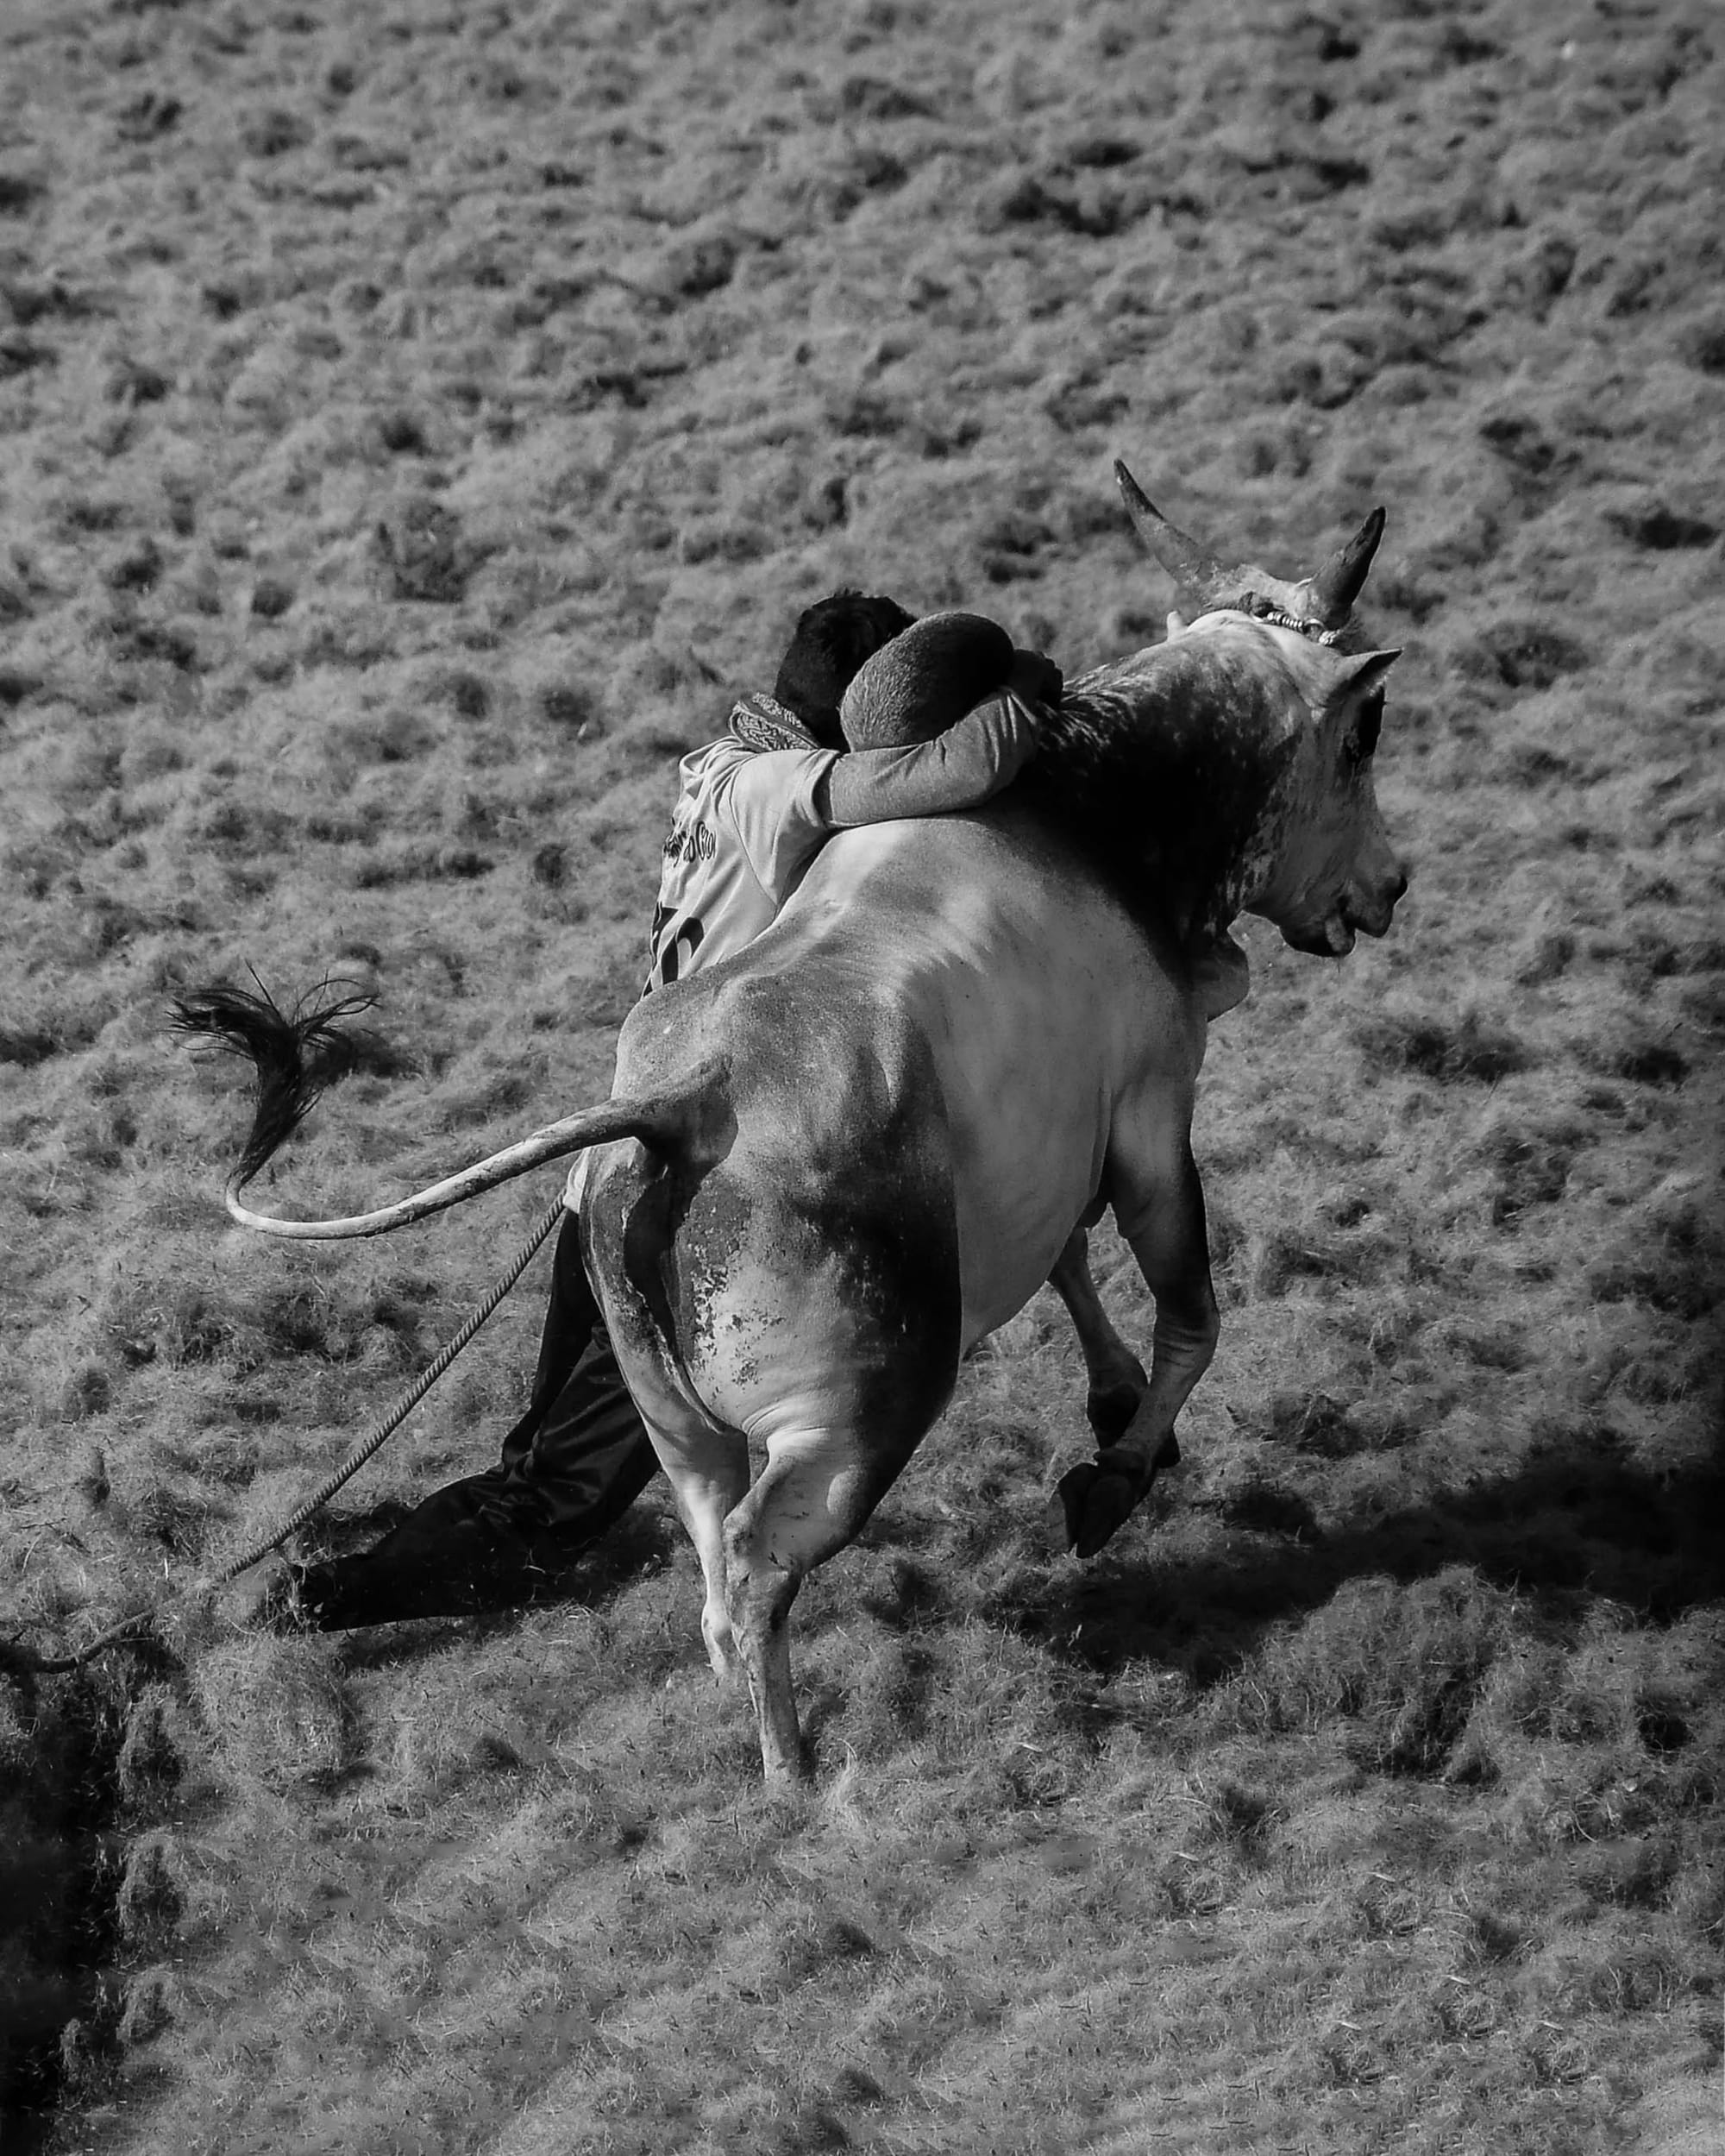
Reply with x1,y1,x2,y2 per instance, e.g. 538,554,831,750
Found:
269,594,1057,1630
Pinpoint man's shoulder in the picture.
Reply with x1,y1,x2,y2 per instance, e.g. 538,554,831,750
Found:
703,736,833,802
670,736,831,854
675,735,790,801
680,736,750,786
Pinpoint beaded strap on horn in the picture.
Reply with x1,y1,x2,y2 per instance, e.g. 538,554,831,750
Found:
1236,592,1346,645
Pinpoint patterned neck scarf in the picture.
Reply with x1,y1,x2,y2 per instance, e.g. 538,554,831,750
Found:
727,690,825,753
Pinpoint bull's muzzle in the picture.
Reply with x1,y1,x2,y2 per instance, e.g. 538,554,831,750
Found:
1342,879,1404,945
1346,851,1411,942
1291,859,1408,957
1371,859,1412,929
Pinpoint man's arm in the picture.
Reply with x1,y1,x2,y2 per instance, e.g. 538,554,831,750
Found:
820,682,1046,828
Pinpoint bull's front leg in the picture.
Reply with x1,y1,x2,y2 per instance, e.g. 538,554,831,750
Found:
1047,1227,1149,1444
1057,1142,1218,1560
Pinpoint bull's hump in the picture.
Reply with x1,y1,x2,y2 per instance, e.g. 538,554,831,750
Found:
786,816,1126,984
1176,610,1364,714
1076,613,1308,723
791,814,1065,918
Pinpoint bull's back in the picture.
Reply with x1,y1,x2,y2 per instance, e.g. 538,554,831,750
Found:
795,818,1203,1328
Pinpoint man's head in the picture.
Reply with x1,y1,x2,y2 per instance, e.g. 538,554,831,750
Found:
840,612,1019,750
775,590,917,751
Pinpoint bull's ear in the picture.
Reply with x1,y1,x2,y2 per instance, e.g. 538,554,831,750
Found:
1308,507,1387,629
1327,646,1401,706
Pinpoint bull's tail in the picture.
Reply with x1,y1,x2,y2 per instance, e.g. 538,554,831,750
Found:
172,977,385,1185
172,977,671,1241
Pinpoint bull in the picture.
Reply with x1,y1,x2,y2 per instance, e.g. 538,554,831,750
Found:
185,467,1407,1784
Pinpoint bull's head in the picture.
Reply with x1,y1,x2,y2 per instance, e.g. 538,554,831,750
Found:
1108,462,1407,955
1113,459,1385,647
1247,636,1408,956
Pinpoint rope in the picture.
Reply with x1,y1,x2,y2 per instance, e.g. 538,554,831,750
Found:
2,1197,567,1680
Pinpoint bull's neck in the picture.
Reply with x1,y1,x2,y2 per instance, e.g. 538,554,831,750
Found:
1018,640,1299,946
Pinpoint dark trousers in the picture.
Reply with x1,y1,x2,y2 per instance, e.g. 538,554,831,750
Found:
297,1216,662,1627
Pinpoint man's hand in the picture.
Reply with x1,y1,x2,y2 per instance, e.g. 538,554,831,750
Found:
1007,647,1063,710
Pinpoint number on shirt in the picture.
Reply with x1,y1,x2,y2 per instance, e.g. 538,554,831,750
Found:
648,902,704,989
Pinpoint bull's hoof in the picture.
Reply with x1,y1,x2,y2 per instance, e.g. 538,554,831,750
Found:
1085,1380,1146,1447
1056,1435,1182,1559
1057,1461,1139,1557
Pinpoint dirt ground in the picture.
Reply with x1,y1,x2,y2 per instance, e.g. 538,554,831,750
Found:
2,1,1722,2152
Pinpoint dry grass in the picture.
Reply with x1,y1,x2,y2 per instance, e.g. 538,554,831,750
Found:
3,0,1722,2150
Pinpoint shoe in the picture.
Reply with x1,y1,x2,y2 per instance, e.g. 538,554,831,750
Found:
250,1565,317,1636
272,1515,589,1631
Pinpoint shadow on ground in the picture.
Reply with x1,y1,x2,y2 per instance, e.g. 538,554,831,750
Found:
995,1433,1725,1684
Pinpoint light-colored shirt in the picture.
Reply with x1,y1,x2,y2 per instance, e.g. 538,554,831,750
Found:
645,737,837,993
645,688,1043,993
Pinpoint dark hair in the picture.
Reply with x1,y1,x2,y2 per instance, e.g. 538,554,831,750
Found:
775,589,917,750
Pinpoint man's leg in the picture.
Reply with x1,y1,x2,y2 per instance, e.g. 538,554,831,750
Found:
278,1218,659,1627
488,1331,662,1546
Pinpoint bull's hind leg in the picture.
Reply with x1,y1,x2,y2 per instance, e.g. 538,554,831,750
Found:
652,1425,751,1681
722,1421,926,1787
1049,1228,1150,1445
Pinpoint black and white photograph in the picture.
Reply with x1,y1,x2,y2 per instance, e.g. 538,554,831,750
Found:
2,2,1720,2150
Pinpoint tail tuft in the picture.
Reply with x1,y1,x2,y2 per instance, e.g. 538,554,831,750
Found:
172,974,382,1186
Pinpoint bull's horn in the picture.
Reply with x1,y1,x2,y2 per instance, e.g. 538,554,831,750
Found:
1113,461,1228,598
1308,506,1386,629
